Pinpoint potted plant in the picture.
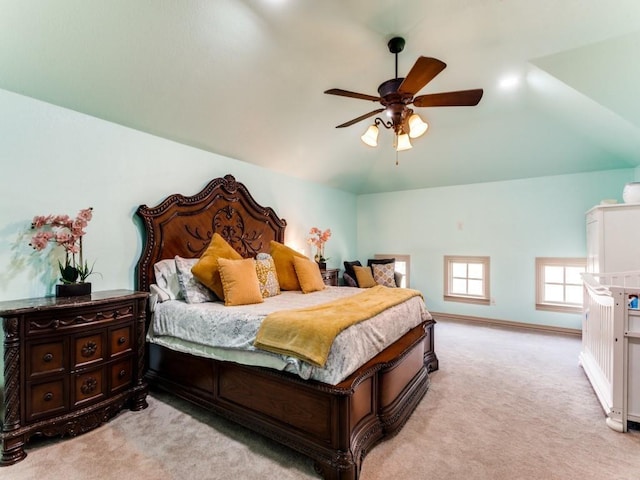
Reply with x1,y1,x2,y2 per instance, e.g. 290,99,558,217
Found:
29,207,97,296
307,227,331,270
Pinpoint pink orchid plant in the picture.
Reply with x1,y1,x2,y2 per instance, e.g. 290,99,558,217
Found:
29,208,96,284
307,227,331,263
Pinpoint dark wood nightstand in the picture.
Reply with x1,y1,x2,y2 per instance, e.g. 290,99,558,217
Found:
0,290,149,466
320,268,339,286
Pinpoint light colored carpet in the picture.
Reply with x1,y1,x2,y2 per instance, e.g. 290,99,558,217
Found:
4,319,640,480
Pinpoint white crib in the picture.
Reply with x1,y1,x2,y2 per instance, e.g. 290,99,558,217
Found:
581,272,640,432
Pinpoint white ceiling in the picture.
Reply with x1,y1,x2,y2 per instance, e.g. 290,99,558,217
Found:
1,0,640,194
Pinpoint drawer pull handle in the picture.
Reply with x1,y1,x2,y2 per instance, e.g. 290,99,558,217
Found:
117,336,127,345
80,377,98,395
43,353,54,363
43,392,54,402
118,369,127,378
81,341,98,357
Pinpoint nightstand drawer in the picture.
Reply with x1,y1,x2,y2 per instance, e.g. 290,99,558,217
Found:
74,331,105,367
74,367,106,406
110,325,133,356
27,378,68,421
110,358,133,393
26,302,135,336
28,341,66,377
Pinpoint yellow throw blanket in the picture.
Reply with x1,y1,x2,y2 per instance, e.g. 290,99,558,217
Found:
254,285,423,367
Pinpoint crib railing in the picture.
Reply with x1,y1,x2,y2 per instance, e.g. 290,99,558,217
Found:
581,273,640,432
586,271,640,288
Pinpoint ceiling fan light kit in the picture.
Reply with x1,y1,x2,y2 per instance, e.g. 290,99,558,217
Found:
395,133,412,152
361,124,379,147
408,113,429,138
325,36,483,156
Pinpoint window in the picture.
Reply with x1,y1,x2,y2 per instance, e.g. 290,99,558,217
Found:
536,257,586,313
374,254,410,287
444,256,490,305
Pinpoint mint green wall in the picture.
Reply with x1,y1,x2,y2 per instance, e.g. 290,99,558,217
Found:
1,85,634,332
0,89,357,301
357,170,634,330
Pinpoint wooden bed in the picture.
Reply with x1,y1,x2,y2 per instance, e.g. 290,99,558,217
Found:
135,174,438,480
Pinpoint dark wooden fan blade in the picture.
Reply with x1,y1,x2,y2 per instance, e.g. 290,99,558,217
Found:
413,89,484,107
324,88,380,102
335,108,385,128
397,57,447,95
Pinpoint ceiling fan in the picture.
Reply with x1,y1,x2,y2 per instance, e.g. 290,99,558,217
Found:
324,36,483,152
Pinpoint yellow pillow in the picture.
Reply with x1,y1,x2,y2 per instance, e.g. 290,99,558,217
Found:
217,257,264,306
354,265,377,288
191,233,242,299
269,240,307,291
293,256,326,294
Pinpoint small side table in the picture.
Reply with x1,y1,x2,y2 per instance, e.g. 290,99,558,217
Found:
320,268,339,286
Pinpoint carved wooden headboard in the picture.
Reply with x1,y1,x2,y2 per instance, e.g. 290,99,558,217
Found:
135,174,287,292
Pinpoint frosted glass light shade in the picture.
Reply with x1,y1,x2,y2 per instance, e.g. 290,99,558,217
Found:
408,114,428,138
360,125,379,147
395,133,412,151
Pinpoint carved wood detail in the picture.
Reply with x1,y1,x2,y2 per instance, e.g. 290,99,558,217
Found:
81,341,98,357
135,174,287,292
28,305,133,331
2,317,20,431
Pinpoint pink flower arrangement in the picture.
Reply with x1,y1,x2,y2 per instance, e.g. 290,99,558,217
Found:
29,208,96,284
307,227,331,262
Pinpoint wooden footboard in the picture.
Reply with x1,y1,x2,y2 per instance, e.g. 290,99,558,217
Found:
146,320,434,480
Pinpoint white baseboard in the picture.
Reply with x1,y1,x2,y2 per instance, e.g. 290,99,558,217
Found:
431,311,581,337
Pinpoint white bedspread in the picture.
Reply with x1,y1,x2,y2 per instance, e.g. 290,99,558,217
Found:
148,286,431,385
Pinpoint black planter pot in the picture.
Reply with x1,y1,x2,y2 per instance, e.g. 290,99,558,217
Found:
55,282,92,297
317,262,327,270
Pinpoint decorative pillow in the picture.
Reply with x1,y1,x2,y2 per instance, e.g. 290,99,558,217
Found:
372,262,397,288
153,258,183,300
343,260,363,287
217,257,264,307
353,265,377,288
293,256,326,294
343,272,358,288
367,258,395,268
255,253,280,298
269,240,307,291
191,233,242,299
175,256,218,303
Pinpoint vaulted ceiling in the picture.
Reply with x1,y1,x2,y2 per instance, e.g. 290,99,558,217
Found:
1,0,640,193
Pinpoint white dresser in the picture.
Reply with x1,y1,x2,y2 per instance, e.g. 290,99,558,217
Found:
586,203,640,275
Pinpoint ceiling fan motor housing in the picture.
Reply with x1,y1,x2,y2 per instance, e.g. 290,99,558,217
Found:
378,78,404,97
378,78,414,133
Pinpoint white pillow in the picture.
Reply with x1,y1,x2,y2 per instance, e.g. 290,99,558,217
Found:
150,284,170,303
153,258,183,300
174,256,218,304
